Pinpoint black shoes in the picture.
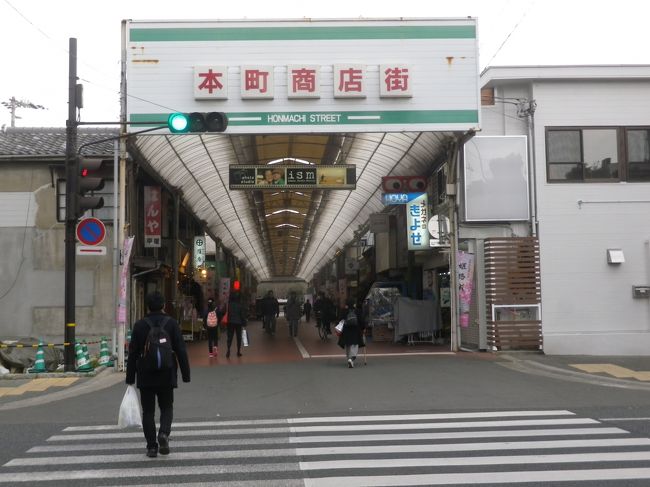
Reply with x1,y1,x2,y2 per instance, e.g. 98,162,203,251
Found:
158,434,170,455
146,446,158,458
226,350,230,358
237,351,242,357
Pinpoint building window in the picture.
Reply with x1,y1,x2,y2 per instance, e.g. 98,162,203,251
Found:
546,127,650,182
626,129,650,181
56,178,115,222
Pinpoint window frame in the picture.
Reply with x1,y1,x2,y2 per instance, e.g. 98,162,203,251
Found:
56,177,116,223
544,126,643,183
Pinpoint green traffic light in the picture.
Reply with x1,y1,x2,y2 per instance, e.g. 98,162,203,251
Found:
168,113,190,133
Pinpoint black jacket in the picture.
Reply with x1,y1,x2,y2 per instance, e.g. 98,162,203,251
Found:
338,310,366,349
126,312,191,388
261,296,279,316
227,299,247,326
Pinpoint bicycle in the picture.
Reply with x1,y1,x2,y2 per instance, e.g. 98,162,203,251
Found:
316,312,329,341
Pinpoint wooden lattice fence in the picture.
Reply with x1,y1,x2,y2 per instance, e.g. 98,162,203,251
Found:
485,237,542,350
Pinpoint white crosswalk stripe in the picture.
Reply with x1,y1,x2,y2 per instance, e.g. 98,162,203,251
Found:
2,409,650,485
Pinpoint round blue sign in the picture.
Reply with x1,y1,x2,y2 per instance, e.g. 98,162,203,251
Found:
76,218,106,246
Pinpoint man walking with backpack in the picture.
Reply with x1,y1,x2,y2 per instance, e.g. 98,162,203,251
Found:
126,291,191,458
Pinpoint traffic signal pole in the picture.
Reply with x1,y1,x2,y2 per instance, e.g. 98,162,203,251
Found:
64,38,78,371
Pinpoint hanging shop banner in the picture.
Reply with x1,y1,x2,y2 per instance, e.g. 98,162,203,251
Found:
143,186,162,248
229,165,356,190
193,236,206,269
457,251,475,328
125,18,479,134
117,236,135,324
406,193,429,251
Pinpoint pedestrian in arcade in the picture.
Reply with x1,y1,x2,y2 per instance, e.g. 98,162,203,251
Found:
126,291,191,458
303,298,312,323
318,292,336,335
337,299,366,368
261,290,279,335
285,291,302,337
203,298,223,357
226,291,247,358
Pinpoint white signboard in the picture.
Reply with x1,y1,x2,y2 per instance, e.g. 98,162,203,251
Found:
193,236,206,269
406,193,429,251
463,136,530,222
125,18,480,134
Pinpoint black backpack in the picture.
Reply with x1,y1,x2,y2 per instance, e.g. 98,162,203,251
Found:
141,317,175,372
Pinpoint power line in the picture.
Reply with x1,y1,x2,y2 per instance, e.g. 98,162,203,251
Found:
484,0,536,68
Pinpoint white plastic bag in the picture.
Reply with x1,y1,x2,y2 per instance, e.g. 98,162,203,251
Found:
335,319,345,337
118,385,142,429
242,329,249,347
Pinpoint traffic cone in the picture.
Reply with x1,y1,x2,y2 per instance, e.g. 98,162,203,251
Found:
81,340,93,368
98,337,113,367
75,342,92,372
29,342,47,374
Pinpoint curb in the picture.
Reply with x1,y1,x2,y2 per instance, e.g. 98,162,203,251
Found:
0,366,107,380
498,354,650,392
0,367,125,412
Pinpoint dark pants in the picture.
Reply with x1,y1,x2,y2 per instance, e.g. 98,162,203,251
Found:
305,310,311,322
140,386,174,449
227,323,242,353
206,327,218,353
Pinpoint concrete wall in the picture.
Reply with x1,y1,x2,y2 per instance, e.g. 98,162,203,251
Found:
0,162,115,343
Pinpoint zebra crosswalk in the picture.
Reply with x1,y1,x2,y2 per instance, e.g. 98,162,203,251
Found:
2,409,650,485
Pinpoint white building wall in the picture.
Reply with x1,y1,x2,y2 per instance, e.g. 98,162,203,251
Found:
531,80,650,354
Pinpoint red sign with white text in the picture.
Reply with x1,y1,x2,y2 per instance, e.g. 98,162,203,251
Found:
144,186,161,248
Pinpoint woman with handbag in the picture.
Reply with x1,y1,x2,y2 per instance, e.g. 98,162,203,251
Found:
225,291,247,358
337,299,365,368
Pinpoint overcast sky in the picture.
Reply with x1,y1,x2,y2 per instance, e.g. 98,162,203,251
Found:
1,0,647,128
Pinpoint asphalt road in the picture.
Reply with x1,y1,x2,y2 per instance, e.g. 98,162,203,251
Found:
2,353,650,485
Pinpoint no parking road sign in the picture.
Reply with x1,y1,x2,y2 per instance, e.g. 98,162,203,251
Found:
76,217,106,246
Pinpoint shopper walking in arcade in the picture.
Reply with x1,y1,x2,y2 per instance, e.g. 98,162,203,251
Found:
261,290,279,335
285,291,302,338
226,291,247,358
303,298,312,323
337,299,366,368
202,298,223,357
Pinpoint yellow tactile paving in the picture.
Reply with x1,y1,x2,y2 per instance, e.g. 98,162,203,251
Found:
0,377,79,397
570,364,650,381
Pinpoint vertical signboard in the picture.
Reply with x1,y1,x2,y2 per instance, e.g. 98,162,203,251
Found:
143,186,162,248
193,236,206,269
406,193,429,250
457,251,475,328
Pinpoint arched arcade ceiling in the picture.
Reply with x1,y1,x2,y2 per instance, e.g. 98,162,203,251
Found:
129,131,453,282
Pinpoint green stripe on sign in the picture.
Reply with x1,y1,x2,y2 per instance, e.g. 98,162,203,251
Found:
129,25,476,42
130,110,478,127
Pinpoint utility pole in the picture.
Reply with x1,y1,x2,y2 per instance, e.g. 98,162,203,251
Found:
64,38,79,372
1,97,46,127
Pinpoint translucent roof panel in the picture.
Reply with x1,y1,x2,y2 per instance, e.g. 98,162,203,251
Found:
131,130,452,282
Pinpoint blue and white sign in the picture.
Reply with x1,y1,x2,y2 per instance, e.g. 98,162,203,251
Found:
406,193,429,250
382,193,425,205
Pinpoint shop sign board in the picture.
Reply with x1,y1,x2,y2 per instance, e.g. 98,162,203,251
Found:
125,18,480,134
406,193,429,251
193,236,206,269
229,164,355,190
381,193,425,205
143,186,162,248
